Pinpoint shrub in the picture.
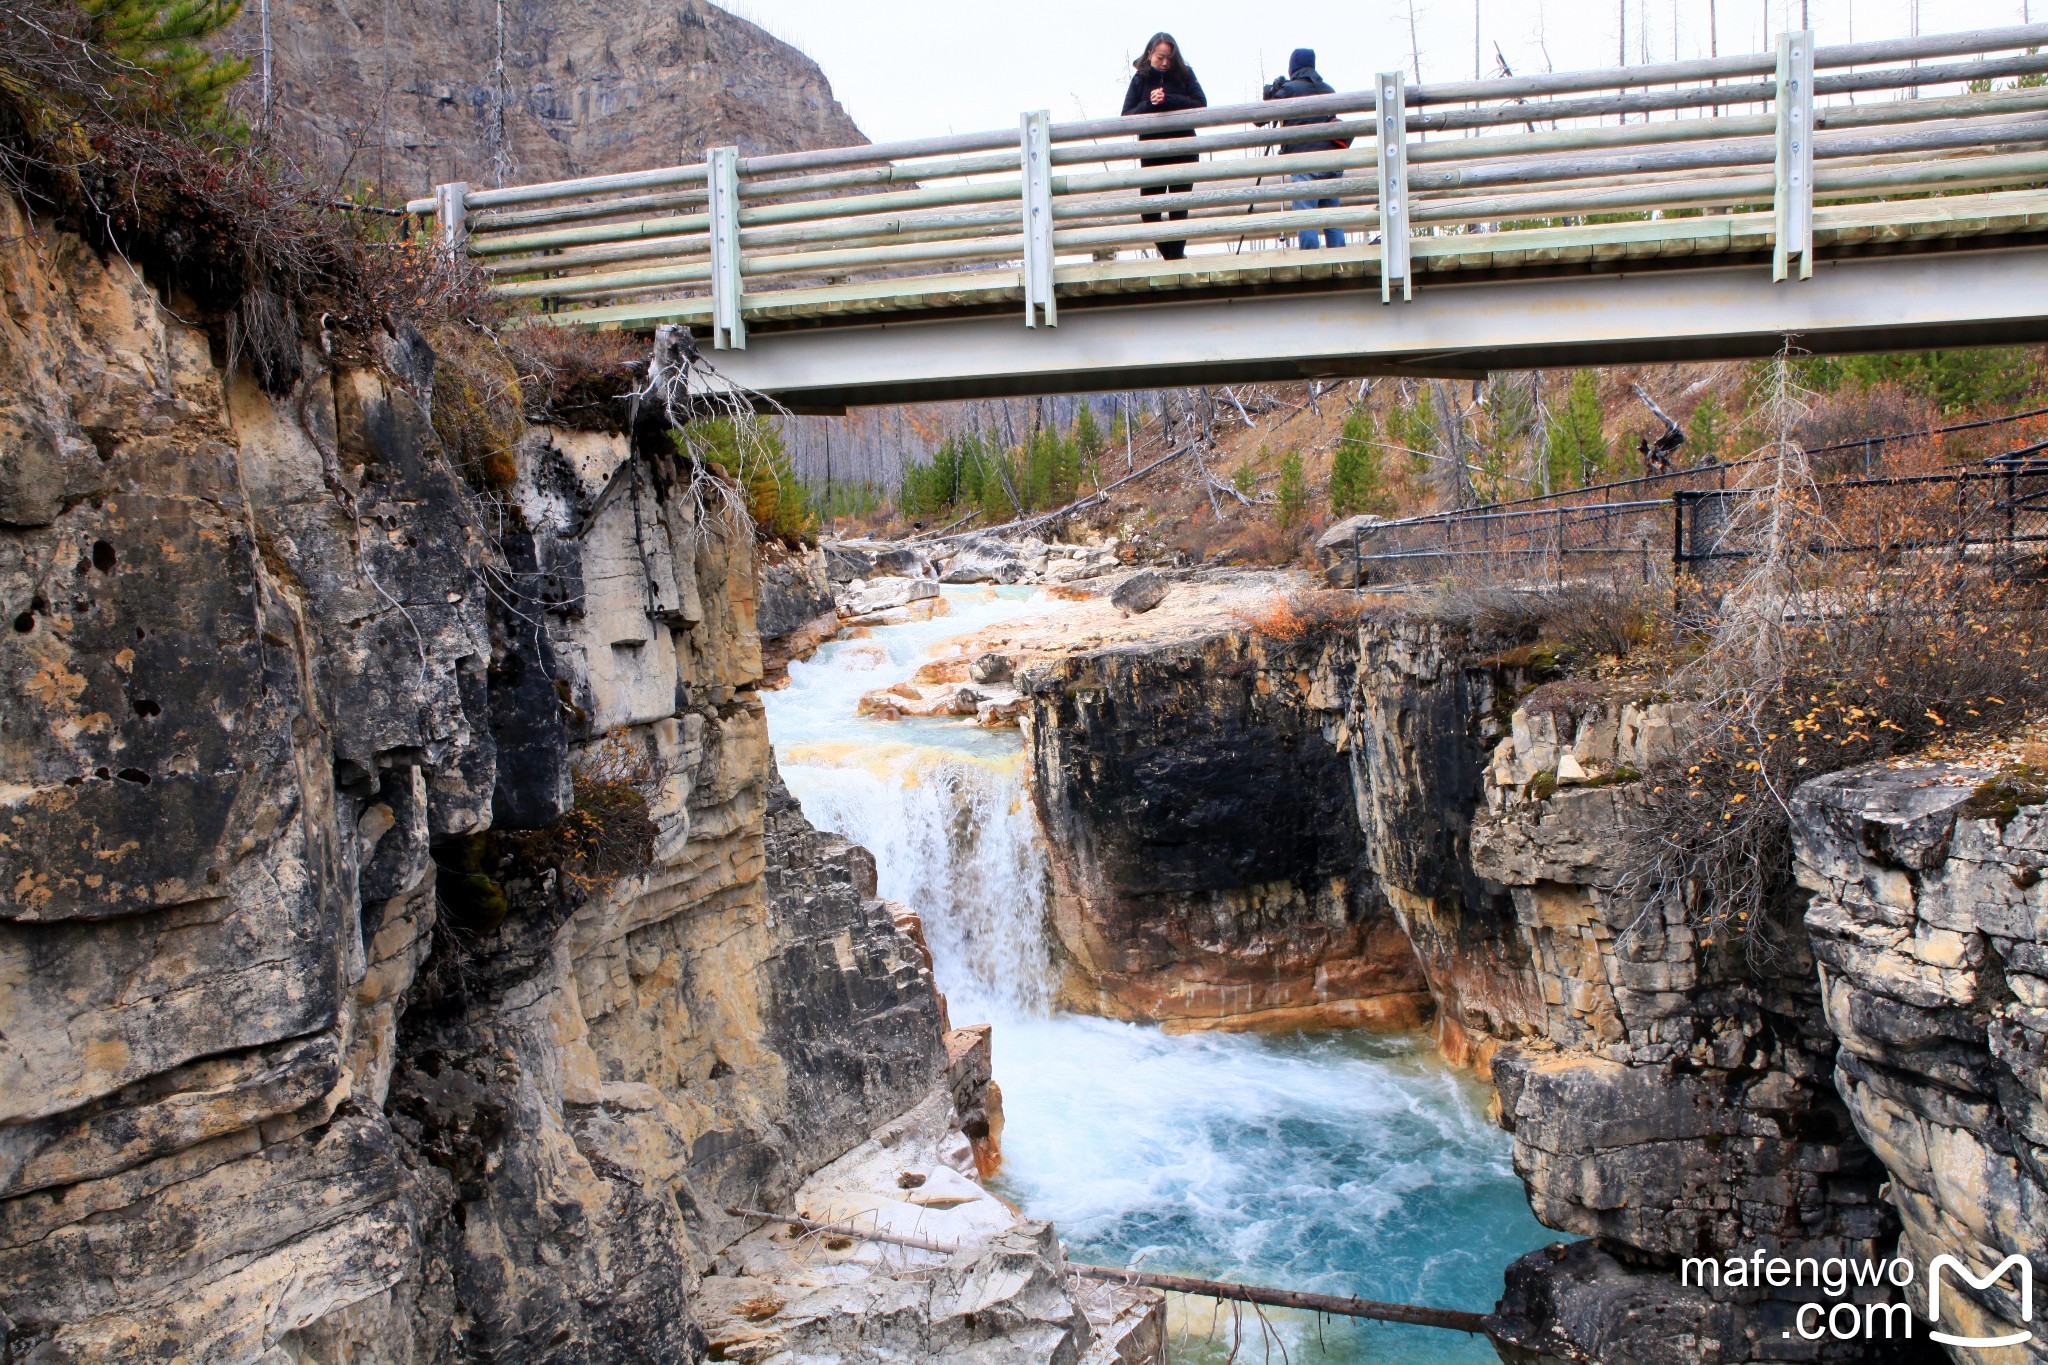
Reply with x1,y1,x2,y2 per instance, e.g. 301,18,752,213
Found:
1621,559,2048,960
1539,575,1662,663
428,323,526,489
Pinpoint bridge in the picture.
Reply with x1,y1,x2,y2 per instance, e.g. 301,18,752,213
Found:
410,23,2048,411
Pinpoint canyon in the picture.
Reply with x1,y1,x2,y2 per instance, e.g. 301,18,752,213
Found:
791,550,2047,1363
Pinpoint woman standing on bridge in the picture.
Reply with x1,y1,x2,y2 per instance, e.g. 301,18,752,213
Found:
1122,33,1207,261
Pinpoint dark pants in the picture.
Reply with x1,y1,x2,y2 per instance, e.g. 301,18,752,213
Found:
1140,152,1197,260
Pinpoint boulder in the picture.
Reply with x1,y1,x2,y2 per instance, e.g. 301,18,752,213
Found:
969,652,1014,686
825,539,934,582
940,537,1027,584
1110,570,1168,615
838,576,939,619
1315,514,1386,588
822,540,876,582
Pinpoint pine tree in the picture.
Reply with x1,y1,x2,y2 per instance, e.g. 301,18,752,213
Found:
1387,392,1436,478
1331,406,1393,517
1276,448,1308,530
681,417,812,541
1544,371,1611,491
1072,403,1105,485
85,0,253,127
1233,457,1257,499
1689,391,1727,465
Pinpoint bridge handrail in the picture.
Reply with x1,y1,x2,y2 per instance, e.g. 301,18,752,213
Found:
408,23,2048,336
405,22,2048,214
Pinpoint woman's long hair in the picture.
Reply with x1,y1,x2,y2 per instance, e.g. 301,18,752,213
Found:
1134,32,1188,75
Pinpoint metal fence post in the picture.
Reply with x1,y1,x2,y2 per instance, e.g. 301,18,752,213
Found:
709,145,746,350
1375,71,1411,304
1773,30,1815,283
432,181,469,252
1020,110,1056,327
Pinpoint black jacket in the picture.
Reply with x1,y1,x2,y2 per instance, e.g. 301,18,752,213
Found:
1263,67,1341,153
1122,65,1208,146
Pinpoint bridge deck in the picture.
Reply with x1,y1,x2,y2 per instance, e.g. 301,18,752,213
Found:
552,189,2048,334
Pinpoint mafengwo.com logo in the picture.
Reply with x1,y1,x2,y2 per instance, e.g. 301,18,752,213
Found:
1681,1250,2034,1348
1929,1254,2034,1351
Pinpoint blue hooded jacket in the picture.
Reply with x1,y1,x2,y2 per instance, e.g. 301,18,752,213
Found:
1264,48,1340,153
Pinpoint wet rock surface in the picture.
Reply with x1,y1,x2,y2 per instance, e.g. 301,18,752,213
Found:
1005,586,1433,1032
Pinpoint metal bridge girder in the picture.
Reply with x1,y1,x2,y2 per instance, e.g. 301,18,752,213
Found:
1021,109,1056,327
1376,71,1412,304
1775,30,1816,282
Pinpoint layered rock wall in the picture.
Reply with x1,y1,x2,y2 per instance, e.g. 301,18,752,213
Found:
1793,767,2048,1358
0,202,1070,1362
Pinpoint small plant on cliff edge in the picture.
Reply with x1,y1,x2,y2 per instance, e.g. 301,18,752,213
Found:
678,417,814,544
498,728,660,901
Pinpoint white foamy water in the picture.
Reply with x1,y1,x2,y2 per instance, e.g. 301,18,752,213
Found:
761,583,1548,1364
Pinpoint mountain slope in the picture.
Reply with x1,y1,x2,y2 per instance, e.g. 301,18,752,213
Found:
232,0,865,200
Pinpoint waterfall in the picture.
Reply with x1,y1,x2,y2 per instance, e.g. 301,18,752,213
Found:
762,586,1062,1021
778,743,1056,1019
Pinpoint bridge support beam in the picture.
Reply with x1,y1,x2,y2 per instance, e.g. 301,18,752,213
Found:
1021,109,1056,327
432,181,469,252
1376,71,1411,303
701,247,2048,409
1774,30,1815,281
709,145,746,349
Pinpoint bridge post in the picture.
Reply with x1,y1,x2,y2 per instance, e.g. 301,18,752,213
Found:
432,181,469,253
1375,72,1411,304
709,145,747,349
1773,30,1815,282
1020,110,1056,327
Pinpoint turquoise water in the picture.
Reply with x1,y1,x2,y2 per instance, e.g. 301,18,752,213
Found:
764,585,1550,1364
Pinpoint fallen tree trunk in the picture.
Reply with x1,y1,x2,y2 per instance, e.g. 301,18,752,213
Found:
725,1204,1494,1337
1065,1263,1493,1336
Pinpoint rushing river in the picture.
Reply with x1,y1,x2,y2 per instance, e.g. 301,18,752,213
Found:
762,585,1549,1364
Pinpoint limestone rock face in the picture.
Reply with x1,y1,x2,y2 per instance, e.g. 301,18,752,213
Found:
757,543,837,684
1021,624,1431,1032
227,0,864,201
0,200,1066,1364
1471,685,1896,1362
1344,620,1547,1069
1791,764,2048,1354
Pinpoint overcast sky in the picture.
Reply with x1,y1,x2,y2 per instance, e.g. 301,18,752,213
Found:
724,1,2032,144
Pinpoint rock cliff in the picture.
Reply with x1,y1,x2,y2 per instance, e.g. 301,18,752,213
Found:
1792,765,2048,1359
230,0,864,200
0,200,1149,1362
1001,579,2045,1362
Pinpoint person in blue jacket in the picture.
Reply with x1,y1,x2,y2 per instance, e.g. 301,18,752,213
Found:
1263,48,1347,249
1122,33,1208,260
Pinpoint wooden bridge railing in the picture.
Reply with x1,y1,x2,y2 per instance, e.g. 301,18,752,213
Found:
407,23,2048,337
